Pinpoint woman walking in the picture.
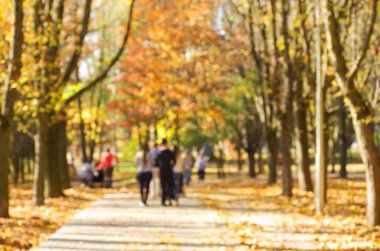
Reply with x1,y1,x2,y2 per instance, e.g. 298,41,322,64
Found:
183,149,195,185
173,146,184,197
195,149,208,181
135,144,153,206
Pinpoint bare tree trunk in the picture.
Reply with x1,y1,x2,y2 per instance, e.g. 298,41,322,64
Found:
46,120,65,197
237,146,243,172
33,113,48,206
295,79,313,191
280,0,294,197
0,130,11,217
324,0,380,225
0,0,23,218
267,128,278,184
258,146,264,174
12,156,19,186
20,158,25,184
338,98,348,178
247,149,256,178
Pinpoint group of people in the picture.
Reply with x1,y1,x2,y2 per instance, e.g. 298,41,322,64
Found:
135,139,208,207
78,141,209,207
78,148,119,188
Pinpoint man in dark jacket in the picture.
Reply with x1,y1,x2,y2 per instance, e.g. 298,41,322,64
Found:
156,139,176,206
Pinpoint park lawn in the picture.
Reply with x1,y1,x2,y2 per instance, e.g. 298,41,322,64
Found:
0,170,137,251
193,175,380,250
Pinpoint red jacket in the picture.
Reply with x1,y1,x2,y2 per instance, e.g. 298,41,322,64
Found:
97,153,118,170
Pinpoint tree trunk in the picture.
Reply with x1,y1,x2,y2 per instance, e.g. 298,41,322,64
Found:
338,98,348,178
237,146,243,172
247,149,256,178
58,118,70,189
12,156,19,186
258,146,264,174
324,0,379,226
20,158,25,184
281,109,293,197
0,127,11,217
295,79,313,191
46,120,64,197
267,127,278,184
0,0,23,218
33,113,48,206
330,130,337,173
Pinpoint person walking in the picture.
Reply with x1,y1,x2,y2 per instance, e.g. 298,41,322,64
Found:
173,146,184,196
78,162,95,187
135,144,153,206
97,148,118,188
149,143,160,199
182,149,195,186
155,139,176,206
195,149,208,181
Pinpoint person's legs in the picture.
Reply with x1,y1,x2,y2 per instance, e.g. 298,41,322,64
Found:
138,173,144,202
199,169,205,180
104,168,112,188
178,172,184,194
173,172,179,195
143,172,152,204
168,173,175,201
151,168,159,199
160,175,167,205
184,169,189,185
108,167,114,188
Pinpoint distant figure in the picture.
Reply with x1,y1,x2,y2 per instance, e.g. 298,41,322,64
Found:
156,139,176,206
182,149,195,186
149,143,160,199
97,148,118,188
216,149,226,179
93,159,104,185
135,144,153,206
195,149,208,181
78,162,94,187
173,146,184,196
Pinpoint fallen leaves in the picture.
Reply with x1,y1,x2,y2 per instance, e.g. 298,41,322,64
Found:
193,176,380,251
0,181,135,251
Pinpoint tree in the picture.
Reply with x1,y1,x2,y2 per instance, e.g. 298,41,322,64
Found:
0,0,23,217
323,0,380,226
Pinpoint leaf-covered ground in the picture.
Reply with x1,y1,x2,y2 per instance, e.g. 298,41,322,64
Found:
0,171,135,251
2,169,380,250
193,176,380,250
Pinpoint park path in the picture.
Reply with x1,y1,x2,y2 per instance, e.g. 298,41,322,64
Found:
32,191,242,251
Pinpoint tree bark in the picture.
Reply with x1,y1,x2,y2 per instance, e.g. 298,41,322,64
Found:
58,118,70,189
33,113,48,206
237,146,243,172
247,149,256,178
324,0,380,226
295,79,313,191
46,120,65,197
280,0,294,197
0,0,23,218
267,128,278,184
338,97,348,178
258,146,264,174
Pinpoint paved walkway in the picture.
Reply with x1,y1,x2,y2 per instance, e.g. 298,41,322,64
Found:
33,193,241,251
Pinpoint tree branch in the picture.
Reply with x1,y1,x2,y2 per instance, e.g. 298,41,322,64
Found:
347,0,378,80
62,0,136,108
60,0,92,85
